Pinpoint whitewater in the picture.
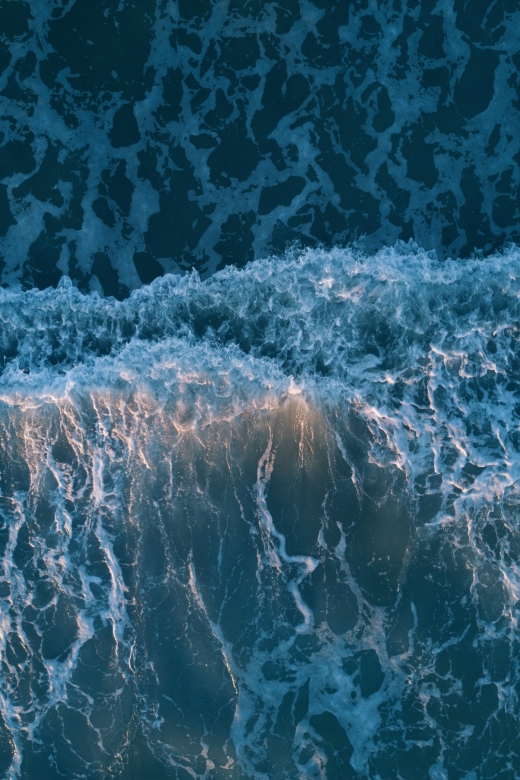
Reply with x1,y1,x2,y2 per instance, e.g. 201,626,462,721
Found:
0,244,519,779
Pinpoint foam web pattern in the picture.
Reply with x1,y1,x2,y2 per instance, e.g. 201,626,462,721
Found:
0,0,519,295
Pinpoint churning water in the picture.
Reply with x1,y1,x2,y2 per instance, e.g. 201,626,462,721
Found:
1,0,520,291
2,0,520,778
0,246,520,778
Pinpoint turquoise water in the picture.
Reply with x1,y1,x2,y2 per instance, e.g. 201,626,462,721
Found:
1,2,520,779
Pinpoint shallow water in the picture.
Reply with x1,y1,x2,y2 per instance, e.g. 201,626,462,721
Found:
0,247,520,778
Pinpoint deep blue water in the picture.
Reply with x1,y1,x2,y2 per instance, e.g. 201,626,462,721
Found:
1,2,520,779
1,0,520,291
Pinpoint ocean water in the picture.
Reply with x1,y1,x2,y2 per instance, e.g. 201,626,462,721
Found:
2,1,520,780
1,0,520,291
1,247,520,779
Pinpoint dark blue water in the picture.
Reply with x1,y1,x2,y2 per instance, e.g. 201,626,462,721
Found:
1,2,520,779
1,0,520,292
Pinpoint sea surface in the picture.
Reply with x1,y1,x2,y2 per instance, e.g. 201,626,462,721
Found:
1,1,520,779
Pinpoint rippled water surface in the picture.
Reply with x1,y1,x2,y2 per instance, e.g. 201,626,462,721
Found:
1,0,520,291
1,1,520,779
0,248,520,778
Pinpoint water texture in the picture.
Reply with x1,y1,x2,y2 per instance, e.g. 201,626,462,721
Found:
2,1,520,779
0,0,520,294
1,247,520,778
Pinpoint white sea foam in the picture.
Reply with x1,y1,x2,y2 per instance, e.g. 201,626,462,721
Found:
0,245,520,777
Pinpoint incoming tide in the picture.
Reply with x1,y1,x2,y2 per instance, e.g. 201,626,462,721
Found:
2,0,520,775
0,246,519,778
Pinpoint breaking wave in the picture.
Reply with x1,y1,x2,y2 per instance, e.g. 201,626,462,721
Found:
1,243,520,778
